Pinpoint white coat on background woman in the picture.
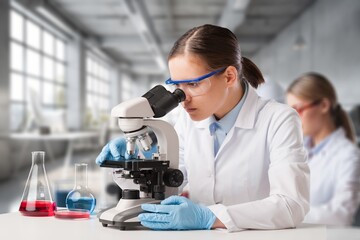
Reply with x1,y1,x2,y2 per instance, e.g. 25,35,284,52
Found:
287,72,360,225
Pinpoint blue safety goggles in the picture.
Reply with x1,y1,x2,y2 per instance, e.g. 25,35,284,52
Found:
165,67,226,85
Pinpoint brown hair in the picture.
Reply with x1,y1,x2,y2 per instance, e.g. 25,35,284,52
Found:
287,72,356,143
168,24,264,88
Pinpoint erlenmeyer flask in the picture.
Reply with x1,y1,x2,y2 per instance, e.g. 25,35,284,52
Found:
19,151,56,216
66,163,96,213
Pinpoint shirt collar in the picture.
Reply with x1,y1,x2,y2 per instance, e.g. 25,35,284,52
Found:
305,128,344,157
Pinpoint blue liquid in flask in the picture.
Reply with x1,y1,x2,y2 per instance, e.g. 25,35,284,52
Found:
66,164,96,214
66,196,96,213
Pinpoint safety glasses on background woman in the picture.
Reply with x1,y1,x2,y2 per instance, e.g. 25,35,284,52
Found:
292,99,322,115
165,67,226,97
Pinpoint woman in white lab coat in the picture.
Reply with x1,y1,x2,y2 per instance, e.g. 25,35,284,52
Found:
286,72,360,225
137,24,310,232
97,24,310,232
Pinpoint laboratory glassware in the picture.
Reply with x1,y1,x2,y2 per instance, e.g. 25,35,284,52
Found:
19,151,56,216
54,209,90,219
66,163,96,213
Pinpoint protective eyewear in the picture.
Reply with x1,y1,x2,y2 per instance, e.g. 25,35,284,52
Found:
292,99,322,115
165,67,226,97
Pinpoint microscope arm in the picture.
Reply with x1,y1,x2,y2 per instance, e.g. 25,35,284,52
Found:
111,97,154,119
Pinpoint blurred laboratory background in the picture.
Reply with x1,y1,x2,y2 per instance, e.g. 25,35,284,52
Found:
0,0,360,214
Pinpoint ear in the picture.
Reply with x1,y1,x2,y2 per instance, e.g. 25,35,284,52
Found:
224,66,238,86
320,98,332,114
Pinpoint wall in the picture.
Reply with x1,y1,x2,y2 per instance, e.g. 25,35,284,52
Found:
132,74,161,97
67,35,86,131
0,0,11,180
252,0,360,109
0,2,125,179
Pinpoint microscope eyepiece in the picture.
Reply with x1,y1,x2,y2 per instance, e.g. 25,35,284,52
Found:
173,88,186,103
142,85,186,118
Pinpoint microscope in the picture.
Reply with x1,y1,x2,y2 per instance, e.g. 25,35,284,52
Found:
97,85,185,230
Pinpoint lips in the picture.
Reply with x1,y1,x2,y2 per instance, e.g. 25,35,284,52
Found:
184,107,197,113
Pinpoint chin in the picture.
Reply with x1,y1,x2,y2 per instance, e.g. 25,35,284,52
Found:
188,113,207,122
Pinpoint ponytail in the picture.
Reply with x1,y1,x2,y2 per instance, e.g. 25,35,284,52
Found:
333,104,356,143
241,57,265,89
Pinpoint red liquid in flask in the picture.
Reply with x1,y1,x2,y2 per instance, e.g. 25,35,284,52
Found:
19,200,56,216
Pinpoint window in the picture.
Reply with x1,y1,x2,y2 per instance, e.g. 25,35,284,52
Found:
85,53,111,128
9,10,67,131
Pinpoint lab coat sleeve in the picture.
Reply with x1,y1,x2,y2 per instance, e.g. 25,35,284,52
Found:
304,145,360,225
208,107,310,232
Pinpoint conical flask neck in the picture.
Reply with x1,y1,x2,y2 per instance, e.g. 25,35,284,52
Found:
32,151,45,165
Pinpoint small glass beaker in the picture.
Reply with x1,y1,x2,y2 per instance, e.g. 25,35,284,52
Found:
66,163,96,213
19,151,56,216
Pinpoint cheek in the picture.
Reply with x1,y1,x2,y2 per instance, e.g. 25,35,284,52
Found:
300,112,321,135
184,81,227,121
203,86,226,106
184,95,219,121
300,116,311,134
193,97,215,118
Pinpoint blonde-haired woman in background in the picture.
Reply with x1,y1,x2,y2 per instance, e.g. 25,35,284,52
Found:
287,72,360,225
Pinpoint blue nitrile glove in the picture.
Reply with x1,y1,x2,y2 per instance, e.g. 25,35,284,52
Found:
95,138,158,165
138,196,217,230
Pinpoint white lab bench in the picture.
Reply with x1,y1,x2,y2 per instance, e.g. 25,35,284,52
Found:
0,212,359,240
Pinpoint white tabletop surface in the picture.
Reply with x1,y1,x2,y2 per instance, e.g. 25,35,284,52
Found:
1,212,359,240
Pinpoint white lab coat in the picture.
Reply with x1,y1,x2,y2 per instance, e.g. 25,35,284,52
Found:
174,85,310,232
303,128,360,225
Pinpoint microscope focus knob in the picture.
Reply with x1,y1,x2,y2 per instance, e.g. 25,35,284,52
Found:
163,169,184,187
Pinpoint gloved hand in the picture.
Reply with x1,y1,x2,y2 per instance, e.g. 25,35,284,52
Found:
138,196,216,230
95,138,157,165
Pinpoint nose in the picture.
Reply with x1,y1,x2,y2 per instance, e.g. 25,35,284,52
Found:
183,90,192,102
181,93,191,107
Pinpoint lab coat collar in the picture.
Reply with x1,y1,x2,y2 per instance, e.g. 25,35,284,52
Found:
233,85,258,129
194,83,258,129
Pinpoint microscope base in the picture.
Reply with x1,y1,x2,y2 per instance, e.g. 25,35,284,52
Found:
97,198,161,230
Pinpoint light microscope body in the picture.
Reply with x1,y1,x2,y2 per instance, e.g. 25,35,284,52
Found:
97,85,185,230
111,97,179,170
